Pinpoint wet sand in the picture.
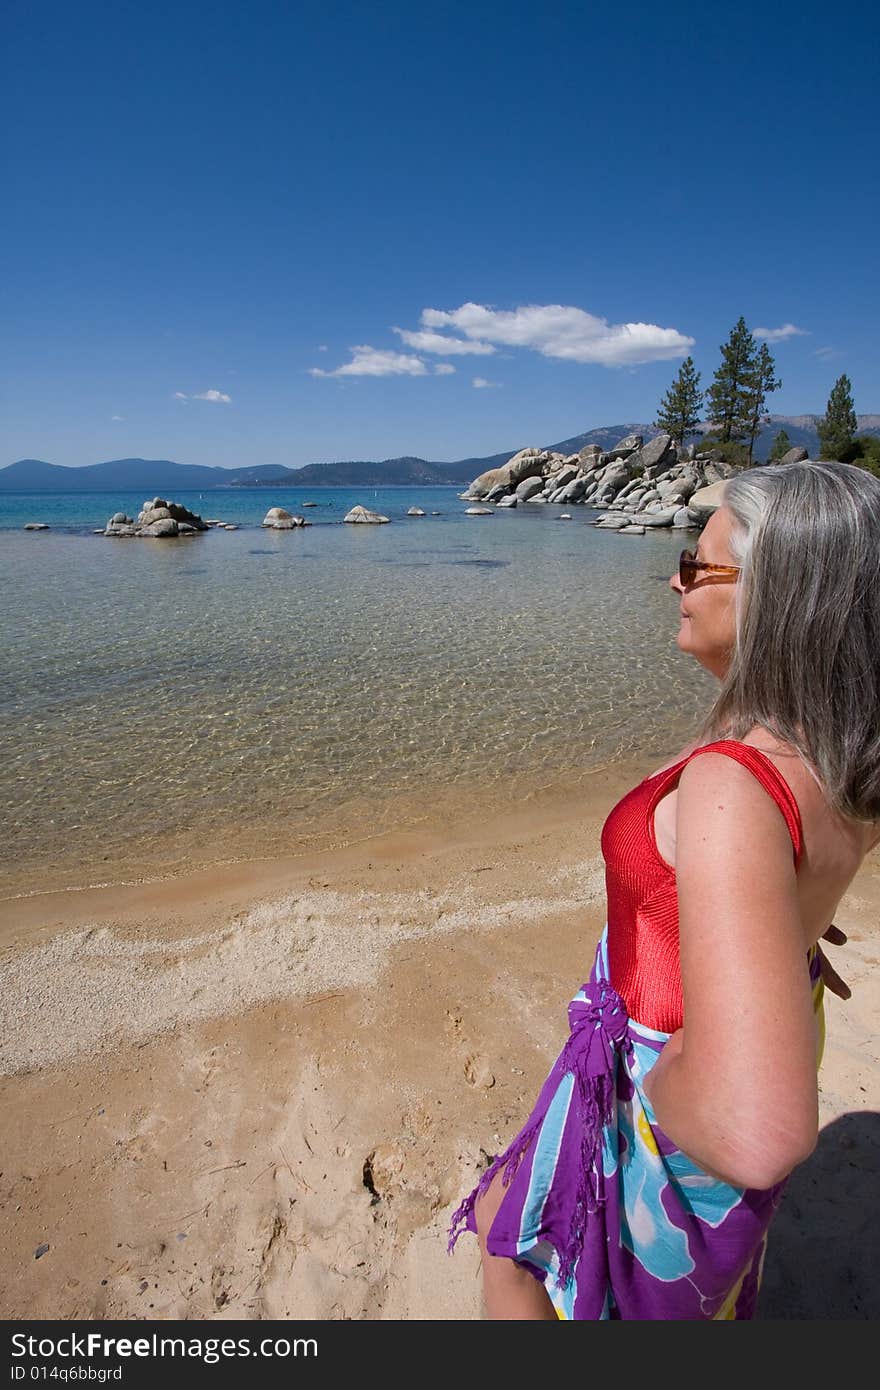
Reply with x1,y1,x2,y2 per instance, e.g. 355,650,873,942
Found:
2,757,878,1319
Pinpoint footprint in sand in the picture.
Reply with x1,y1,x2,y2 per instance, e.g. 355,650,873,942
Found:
464,1055,495,1089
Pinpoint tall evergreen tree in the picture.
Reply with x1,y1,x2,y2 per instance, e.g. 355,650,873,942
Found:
705,317,756,443
743,343,782,464
818,374,858,460
654,356,704,445
768,428,791,461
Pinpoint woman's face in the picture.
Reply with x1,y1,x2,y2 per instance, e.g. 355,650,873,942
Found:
669,504,740,679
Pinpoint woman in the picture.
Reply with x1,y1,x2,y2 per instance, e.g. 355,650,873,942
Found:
448,460,880,1319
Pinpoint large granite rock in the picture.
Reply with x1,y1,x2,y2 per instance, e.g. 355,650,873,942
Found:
464,447,546,499
262,507,309,529
776,447,809,466
628,433,676,477
687,479,729,524
515,476,546,501
343,505,390,523
606,433,643,462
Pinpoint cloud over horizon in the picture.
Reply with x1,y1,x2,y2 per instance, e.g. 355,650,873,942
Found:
173,389,232,403
310,301,694,380
420,302,694,366
753,323,809,343
309,345,429,377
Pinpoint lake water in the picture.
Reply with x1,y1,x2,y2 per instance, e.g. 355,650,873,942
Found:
0,487,713,895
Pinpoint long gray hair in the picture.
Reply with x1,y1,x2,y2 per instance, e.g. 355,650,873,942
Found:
698,460,880,822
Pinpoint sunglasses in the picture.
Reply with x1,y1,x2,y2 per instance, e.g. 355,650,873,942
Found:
678,549,742,588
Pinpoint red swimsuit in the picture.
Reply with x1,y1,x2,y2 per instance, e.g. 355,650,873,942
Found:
600,740,804,1033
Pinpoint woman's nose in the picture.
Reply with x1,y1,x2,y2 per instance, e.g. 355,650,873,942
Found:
669,572,683,594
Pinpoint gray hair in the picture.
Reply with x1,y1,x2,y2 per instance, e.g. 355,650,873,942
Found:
698,460,880,822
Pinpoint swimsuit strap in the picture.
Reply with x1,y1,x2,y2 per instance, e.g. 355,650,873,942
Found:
684,740,804,868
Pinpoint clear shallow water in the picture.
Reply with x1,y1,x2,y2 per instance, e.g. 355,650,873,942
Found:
1,487,713,893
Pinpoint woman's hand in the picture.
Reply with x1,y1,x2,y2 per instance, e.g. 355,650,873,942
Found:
817,924,851,1000
642,1029,683,1107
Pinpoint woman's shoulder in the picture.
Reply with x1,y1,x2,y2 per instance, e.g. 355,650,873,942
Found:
718,726,880,857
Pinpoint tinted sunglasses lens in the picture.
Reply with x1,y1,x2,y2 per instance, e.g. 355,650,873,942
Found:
679,551,696,586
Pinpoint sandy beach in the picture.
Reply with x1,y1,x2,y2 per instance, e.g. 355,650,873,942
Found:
2,756,878,1320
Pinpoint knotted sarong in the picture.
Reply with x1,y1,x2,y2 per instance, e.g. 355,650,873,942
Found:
448,928,824,1319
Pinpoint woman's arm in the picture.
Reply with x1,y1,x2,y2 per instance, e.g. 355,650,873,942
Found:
642,751,819,1190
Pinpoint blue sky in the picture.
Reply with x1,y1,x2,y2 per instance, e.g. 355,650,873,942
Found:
3,0,877,468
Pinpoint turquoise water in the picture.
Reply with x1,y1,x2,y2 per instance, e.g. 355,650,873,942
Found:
0,487,713,893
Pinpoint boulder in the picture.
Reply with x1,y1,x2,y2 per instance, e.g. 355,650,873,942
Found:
628,433,676,477
406,507,426,516
638,509,680,528
551,464,580,489
142,518,179,537
578,443,603,467
672,507,695,529
606,433,643,462
104,523,137,537
776,447,809,466
560,477,589,502
464,446,546,498
594,460,631,503
262,507,293,526
464,506,493,515
687,479,729,524
343,506,390,523
619,524,646,535
110,512,131,525
556,513,572,520
484,484,510,502
496,495,517,507
516,476,546,501
24,522,50,530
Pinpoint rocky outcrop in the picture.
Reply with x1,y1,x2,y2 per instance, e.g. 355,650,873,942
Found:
461,446,547,499
103,498,209,538
24,522,50,530
461,437,743,539
343,505,390,524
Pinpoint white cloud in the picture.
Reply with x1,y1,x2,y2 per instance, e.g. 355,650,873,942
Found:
173,391,188,401
753,323,809,343
813,345,839,360
419,302,693,366
193,389,232,403
111,415,124,421
472,376,501,389
309,345,428,377
317,344,329,351
393,326,495,356
433,362,456,375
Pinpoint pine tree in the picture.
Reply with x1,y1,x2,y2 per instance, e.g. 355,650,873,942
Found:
705,317,756,443
768,428,791,461
654,357,704,445
743,343,782,464
818,375,858,460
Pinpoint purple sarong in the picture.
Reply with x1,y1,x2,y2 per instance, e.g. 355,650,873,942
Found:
448,927,824,1319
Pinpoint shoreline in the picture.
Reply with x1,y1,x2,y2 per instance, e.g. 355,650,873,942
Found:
1,759,878,1318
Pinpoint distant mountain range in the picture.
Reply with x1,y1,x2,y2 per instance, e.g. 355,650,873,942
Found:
3,416,879,492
